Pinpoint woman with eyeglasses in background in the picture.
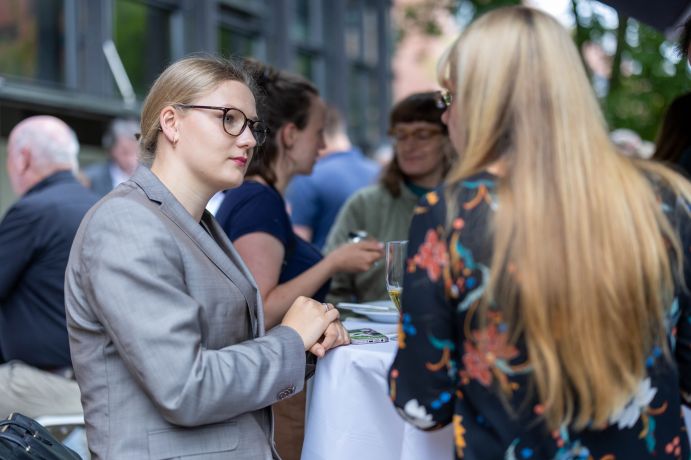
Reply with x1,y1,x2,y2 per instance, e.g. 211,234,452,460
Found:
324,91,456,305
64,55,346,459
215,60,383,460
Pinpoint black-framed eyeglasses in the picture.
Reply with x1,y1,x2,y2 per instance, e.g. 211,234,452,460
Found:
176,104,269,146
436,90,454,109
391,127,443,144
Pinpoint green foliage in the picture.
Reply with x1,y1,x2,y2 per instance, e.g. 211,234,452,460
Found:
603,18,690,140
114,0,148,97
470,0,520,17
395,0,690,142
397,1,455,42
395,0,519,43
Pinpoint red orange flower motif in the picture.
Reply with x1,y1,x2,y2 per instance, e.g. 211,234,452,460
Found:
462,341,493,386
426,191,439,206
461,324,519,387
413,229,449,282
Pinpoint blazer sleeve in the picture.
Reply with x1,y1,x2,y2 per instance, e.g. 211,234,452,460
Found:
71,197,306,427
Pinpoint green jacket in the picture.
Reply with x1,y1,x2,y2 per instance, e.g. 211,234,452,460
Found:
324,183,419,304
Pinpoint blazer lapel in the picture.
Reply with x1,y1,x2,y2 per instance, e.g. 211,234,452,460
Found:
129,167,260,336
204,213,264,336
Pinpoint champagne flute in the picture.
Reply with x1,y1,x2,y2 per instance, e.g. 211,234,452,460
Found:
386,240,408,311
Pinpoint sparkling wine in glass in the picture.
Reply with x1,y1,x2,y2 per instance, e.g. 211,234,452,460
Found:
386,240,407,311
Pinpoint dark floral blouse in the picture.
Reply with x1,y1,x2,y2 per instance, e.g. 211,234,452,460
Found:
388,171,691,460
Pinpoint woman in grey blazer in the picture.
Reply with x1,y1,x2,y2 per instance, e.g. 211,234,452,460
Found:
64,55,347,460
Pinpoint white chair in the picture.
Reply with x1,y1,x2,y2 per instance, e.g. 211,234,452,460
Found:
35,414,89,459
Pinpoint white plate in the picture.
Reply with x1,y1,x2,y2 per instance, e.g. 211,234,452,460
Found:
337,300,399,323
360,310,399,323
337,300,396,312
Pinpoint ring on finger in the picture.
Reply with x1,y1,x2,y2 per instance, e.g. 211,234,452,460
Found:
322,302,330,312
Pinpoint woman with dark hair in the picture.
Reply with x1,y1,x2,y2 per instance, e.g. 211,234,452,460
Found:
324,91,456,304
652,92,691,176
215,61,382,460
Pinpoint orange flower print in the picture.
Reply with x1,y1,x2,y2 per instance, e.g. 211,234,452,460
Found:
413,229,449,282
462,341,492,385
664,436,681,458
461,323,519,387
426,191,440,206
453,415,467,458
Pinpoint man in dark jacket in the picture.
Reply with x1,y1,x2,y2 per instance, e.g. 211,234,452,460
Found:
0,115,99,417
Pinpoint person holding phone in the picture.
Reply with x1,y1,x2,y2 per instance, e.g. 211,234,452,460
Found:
324,92,455,305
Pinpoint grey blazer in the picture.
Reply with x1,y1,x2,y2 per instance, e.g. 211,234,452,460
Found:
65,167,306,460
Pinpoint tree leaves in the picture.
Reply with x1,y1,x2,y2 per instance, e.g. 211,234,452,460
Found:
395,0,690,142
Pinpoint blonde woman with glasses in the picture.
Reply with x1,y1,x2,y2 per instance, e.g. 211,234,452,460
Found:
389,6,691,459
65,56,345,459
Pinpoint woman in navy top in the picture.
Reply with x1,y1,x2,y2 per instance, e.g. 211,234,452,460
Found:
216,60,383,460
217,180,330,301
389,7,691,460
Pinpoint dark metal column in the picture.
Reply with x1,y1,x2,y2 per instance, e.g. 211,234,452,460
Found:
323,0,348,113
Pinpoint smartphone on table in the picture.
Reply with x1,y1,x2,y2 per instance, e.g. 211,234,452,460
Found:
348,328,389,344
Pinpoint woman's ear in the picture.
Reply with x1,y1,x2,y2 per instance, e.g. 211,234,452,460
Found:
280,122,297,151
159,106,179,145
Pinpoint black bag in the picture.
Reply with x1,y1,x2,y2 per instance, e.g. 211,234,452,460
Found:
0,413,81,459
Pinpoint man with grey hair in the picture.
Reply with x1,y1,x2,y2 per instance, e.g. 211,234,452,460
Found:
84,117,139,196
0,115,99,417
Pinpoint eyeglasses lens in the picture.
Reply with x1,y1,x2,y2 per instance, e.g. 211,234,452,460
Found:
223,108,246,136
252,123,268,146
223,108,268,146
393,129,440,143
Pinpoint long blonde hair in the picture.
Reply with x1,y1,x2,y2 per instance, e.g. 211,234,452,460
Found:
439,6,691,430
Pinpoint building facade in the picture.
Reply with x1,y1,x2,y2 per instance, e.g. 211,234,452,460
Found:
0,0,393,213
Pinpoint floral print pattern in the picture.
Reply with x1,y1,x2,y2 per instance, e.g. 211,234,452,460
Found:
412,228,449,282
608,378,657,429
388,172,691,459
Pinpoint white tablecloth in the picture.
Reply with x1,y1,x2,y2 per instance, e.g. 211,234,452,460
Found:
301,319,454,460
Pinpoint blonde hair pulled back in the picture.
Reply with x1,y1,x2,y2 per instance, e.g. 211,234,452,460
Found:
138,55,256,165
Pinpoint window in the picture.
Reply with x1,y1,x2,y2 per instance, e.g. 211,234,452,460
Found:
218,1,265,60
292,0,324,88
0,0,65,86
113,0,175,98
293,0,311,43
345,0,382,150
362,6,378,66
345,3,361,60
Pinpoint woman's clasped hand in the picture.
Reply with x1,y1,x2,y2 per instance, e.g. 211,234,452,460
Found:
281,297,350,358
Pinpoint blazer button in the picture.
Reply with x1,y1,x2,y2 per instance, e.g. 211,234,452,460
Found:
277,386,295,400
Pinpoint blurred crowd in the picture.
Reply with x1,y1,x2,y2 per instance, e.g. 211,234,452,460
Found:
1,5,691,460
